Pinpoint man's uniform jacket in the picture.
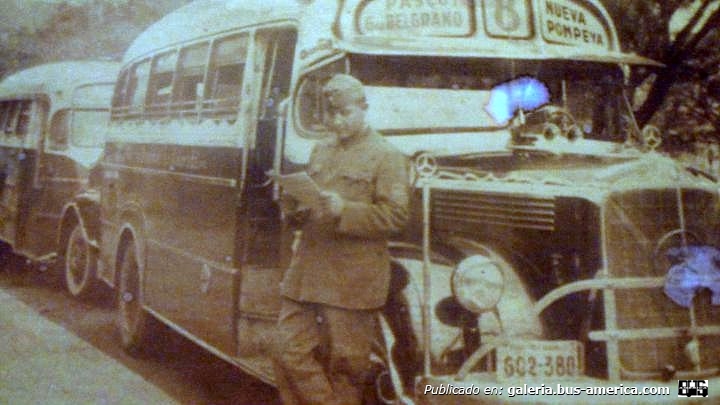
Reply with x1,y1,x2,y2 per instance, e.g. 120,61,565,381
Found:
280,127,409,310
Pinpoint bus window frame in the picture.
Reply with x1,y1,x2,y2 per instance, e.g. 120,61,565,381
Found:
202,32,250,122
0,98,44,146
292,54,350,139
256,26,297,121
147,49,180,119
15,100,33,137
47,108,71,151
111,70,131,120
4,101,21,136
127,58,152,119
171,41,211,122
110,31,257,125
31,99,49,190
0,102,8,133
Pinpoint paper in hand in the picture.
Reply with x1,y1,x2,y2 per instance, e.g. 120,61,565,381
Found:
276,171,322,210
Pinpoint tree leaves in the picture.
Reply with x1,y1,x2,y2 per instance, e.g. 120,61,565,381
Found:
607,0,720,149
0,1,191,78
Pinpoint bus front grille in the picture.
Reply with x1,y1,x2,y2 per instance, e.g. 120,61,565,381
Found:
432,190,556,231
604,188,720,376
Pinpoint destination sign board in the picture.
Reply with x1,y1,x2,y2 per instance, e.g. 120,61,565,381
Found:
357,0,474,37
540,0,610,48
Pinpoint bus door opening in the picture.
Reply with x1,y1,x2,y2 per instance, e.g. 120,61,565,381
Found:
241,27,297,269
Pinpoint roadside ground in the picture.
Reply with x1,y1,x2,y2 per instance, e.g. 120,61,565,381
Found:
0,285,180,405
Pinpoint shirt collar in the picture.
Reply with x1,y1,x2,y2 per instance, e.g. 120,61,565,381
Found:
337,125,372,149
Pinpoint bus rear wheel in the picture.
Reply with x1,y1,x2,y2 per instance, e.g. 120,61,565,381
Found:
64,224,98,298
117,242,155,355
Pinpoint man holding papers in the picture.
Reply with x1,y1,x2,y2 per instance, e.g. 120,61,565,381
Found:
273,74,409,405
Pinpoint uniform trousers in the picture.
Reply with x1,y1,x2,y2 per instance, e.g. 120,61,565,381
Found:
272,297,378,405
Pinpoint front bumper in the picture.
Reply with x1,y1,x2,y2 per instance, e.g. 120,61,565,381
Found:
415,373,714,404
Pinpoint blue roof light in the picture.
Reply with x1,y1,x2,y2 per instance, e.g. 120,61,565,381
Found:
485,76,550,125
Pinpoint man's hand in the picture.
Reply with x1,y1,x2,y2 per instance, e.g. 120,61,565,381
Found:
319,191,344,219
279,193,300,215
279,193,311,227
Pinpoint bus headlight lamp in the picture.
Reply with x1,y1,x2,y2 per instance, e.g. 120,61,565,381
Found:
451,255,504,313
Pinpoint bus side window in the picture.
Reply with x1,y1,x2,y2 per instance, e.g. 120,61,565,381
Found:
204,33,248,121
147,50,178,119
112,70,130,120
16,101,32,136
49,110,70,151
254,28,297,177
4,101,20,136
127,60,151,119
296,58,348,135
173,42,209,120
259,29,296,121
0,102,8,137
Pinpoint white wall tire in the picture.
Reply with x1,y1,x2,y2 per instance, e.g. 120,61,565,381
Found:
64,224,98,298
116,242,155,355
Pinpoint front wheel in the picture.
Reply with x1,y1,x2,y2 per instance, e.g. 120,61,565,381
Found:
117,242,155,355
64,224,98,298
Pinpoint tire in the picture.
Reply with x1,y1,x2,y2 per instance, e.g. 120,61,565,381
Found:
64,224,98,298
116,243,155,355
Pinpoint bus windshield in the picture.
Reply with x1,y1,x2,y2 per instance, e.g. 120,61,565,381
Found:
71,83,113,148
296,55,631,144
71,109,109,148
355,55,629,141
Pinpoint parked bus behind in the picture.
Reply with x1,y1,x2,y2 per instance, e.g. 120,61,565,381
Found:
0,61,119,298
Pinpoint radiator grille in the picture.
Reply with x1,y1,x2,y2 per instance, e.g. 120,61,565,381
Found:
605,189,720,375
432,190,556,231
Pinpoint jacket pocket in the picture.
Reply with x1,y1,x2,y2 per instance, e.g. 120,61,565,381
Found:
339,171,373,202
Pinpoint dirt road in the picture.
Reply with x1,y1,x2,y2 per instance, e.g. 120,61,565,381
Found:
0,265,279,405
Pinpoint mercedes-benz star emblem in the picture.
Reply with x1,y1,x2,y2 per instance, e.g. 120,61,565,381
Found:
414,153,438,178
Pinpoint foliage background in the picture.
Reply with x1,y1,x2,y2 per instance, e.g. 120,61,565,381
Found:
0,0,718,155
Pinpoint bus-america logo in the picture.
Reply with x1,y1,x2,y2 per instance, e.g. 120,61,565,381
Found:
678,380,708,397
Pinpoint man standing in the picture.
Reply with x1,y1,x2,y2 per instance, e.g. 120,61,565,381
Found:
273,73,409,405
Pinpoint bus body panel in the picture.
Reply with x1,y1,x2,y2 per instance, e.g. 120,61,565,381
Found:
104,16,297,369
103,141,242,354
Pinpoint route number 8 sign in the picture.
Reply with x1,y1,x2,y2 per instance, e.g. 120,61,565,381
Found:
483,0,532,38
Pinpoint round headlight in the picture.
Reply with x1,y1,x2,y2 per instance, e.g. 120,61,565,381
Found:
451,255,504,313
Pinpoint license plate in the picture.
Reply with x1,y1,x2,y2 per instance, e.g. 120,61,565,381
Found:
497,340,584,381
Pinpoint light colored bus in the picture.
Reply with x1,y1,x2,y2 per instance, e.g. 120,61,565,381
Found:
0,61,119,298
100,0,719,402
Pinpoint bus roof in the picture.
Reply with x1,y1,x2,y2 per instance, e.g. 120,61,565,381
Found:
0,61,120,100
123,0,303,64
125,0,660,68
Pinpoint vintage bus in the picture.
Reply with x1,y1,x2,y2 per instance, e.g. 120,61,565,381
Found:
0,61,119,298
99,0,719,402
